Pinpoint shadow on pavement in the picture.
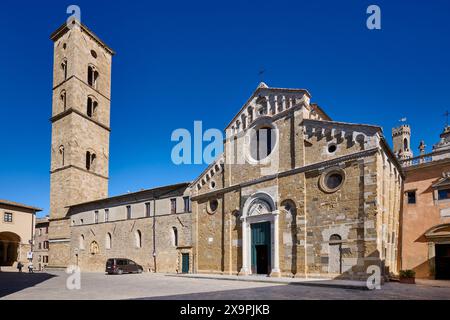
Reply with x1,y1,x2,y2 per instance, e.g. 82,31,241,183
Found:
130,284,364,300
0,272,57,298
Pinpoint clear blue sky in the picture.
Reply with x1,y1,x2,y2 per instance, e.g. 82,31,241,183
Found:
1,0,449,217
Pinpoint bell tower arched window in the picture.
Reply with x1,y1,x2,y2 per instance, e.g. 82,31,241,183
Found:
60,90,67,111
85,151,96,171
87,97,98,118
59,145,65,167
61,59,68,81
87,65,99,88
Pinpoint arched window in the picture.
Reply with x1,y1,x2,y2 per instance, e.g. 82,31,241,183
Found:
241,114,247,130
85,151,96,171
135,230,142,248
59,145,65,167
89,241,99,255
61,60,68,80
87,97,98,118
330,234,342,242
247,106,254,123
172,227,178,247
87,65,99,88
403,138,408,150
60,90,67,111
86,151,91,170
105,233,112,249
79,234,85,250
233,136,238,165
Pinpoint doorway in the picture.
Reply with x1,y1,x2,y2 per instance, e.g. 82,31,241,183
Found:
181,253,189,274
435,244,450,280
0,232,20,266
329,234,343,274
251,222,271,275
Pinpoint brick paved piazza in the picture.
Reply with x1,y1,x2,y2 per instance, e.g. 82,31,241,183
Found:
1,271,450,300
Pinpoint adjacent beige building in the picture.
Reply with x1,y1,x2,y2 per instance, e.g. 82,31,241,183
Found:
0,200,41,267
398,125,450,279
33,216,50,271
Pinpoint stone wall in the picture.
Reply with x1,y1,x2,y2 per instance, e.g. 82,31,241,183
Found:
70,212,192,273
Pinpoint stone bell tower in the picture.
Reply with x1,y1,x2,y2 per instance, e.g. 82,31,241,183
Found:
48,20,114,268
392,124,413,159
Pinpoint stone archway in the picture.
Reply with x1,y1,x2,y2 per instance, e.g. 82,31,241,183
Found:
240,192,280,277
0,232,21,266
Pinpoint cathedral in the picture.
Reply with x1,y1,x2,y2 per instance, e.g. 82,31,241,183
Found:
46,20,402,280
190,84,402,280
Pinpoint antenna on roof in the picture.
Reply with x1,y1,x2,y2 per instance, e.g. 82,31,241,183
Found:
444,111,450,127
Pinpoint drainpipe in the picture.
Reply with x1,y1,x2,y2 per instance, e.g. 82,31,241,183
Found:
153,198,157,272
30,212,35,262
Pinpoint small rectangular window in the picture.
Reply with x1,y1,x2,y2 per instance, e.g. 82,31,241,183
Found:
94,211,99,224
407,191,416,204
170,199,177,214
183,196,191,212
4,213,13,223
127,205,132,219
438,189,450,200
145,202,151,217
105,209,109,222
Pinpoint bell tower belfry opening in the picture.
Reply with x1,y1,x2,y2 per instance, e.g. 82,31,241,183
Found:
47,20,114,268
392,124,413,159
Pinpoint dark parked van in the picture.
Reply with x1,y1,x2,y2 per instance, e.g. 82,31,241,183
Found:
106,258,143,275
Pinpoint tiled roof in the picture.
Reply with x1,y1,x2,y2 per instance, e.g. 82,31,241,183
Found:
0,199,42,212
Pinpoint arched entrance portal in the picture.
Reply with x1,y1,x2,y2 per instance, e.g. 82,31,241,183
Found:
0,232,21,266
240,193,280,276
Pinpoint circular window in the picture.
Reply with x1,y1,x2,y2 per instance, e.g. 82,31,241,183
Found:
326,173,343,189
319,169,345,193
207,199,219,214
91,50,97,58
249,125,277,162
328,144,337,153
